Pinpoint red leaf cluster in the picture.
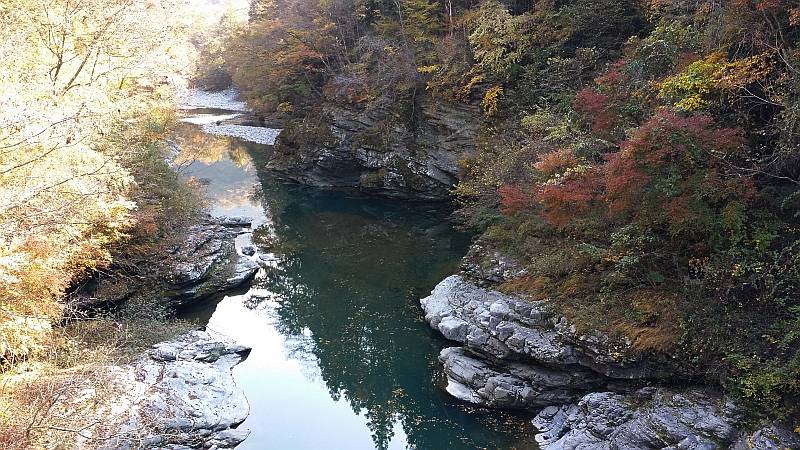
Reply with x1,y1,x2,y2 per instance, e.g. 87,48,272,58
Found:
574,88,615,134
508,108,753,231
535,169,603,227
498,184,535,216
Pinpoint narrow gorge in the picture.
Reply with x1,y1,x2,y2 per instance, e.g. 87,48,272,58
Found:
3,0,800,449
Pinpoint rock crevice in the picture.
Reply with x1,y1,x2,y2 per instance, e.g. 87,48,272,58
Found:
267,97,480,200
421,268,800,449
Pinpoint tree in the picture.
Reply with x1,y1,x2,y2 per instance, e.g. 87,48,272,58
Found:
0,0,196,363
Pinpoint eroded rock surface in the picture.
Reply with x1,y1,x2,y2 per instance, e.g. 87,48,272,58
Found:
421,275,667,380
165,217,259,306
532,388,799,450
267,96,480,200
422,272,800,449
102,330,251,449
439,347,603,409
74,216,259,308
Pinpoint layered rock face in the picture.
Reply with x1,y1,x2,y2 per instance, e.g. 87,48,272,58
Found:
421,275,672,403
421,272,800,449
164,216,260,306
266,96,480,200
534,388,800,450
74,215,259,308
99,330,251,449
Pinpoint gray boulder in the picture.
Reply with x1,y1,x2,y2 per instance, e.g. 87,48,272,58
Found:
421,275,668,379
439,347,603,409
532,388,741,450
102,330,251,449
165,219,259,306
460,241,528,286
731,424,800,450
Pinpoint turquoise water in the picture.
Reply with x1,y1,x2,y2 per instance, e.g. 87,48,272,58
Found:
176,112,536,450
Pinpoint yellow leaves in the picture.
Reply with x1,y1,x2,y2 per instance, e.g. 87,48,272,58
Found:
0,316,53,364
659,52,726,111
453,72,485,101
416,64,439,74
719,51,776,89
660,51,779,111
481,84,503,117
469,0,524,77
277,101,294,114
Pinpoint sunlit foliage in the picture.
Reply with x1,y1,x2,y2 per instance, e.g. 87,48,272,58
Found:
0,0,201,363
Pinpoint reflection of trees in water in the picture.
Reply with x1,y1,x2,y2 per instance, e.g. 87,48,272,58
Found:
174,122,255,168
242,182,532,449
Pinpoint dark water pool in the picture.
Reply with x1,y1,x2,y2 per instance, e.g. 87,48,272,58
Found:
175,108,536,450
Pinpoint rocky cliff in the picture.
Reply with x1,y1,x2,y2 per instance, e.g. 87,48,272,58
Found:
421,245,800,450
266,95,480,200
73,215,260,309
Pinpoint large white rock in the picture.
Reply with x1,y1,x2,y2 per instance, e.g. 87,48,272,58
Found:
99,330,251,449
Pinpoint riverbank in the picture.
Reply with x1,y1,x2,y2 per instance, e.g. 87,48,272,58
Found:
0,89,265,449
420,242,800,449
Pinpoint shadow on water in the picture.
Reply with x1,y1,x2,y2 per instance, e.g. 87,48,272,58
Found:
176,116,538,450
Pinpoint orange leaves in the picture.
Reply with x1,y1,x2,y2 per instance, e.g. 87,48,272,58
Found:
755,0,781,11
533,148,578,177
498,184,535,216
499,148,597,226
791,7,800,26
719,51,776,89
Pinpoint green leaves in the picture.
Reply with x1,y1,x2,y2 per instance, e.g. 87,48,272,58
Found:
468,1,525,78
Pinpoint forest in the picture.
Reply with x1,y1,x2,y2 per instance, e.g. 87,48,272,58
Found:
200,0,800,423
0,1,224,446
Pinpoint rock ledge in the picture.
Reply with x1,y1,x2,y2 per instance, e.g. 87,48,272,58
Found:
102,330,251,449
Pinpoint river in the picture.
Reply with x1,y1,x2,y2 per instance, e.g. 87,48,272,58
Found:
174,93,536,450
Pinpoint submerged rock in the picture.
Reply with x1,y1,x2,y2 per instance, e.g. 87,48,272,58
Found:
92,330,251,449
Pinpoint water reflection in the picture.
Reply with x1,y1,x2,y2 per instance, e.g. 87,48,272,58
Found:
173,116,268,221
177,111,536,449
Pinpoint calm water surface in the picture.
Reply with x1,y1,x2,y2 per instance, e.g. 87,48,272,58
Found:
175,106,536,450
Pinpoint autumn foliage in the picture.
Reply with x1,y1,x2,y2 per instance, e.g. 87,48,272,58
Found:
220,0,800,421
469,0,800,420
